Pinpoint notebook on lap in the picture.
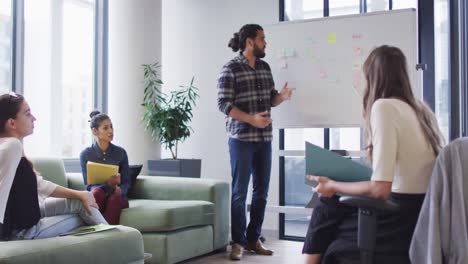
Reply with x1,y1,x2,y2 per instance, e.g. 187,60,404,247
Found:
305,142,372,187
86,161,119,185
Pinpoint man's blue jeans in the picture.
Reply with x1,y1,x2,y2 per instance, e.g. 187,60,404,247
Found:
229,138,272,245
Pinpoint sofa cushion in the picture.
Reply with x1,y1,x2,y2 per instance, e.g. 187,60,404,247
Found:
0,225,144,264
143,225,214,264
120,199,214,232
31,158,68,187
66,173,86,191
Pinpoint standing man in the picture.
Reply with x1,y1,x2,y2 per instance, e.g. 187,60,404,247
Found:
217,24,294,261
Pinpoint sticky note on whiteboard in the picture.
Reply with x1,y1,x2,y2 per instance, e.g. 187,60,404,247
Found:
280,59,288,69
304,47,314,58
327,33,337,43
319,69,327,79
352,32,363,40
285,48,296,57
276,48,286,59
353,47,363,56
352,60,362,70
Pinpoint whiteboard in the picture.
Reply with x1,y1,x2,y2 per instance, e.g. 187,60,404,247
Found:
265,9,418,128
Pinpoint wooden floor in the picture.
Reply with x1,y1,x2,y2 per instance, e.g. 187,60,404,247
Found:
180,239,305,264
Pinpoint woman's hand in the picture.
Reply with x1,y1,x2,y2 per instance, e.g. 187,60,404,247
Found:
78,191,99,215
307,175,336,197
107,173,121,188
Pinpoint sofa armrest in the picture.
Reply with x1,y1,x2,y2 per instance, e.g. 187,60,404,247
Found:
128,176,230,250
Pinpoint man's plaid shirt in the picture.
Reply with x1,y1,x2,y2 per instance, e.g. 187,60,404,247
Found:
217,55,279,142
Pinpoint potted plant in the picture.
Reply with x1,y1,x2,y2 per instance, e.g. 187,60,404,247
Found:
141,62,201,177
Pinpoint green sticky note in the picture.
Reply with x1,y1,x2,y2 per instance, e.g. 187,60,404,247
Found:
328,33,337,44
305,47,314,57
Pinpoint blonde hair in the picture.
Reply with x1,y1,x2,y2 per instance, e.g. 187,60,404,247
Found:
362,45,444,161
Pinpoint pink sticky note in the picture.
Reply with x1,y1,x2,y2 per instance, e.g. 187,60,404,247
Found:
353,47,363,56
319,69,327,79
352,33,363,40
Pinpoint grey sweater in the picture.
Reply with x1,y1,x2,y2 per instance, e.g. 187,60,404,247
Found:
410,138,468,264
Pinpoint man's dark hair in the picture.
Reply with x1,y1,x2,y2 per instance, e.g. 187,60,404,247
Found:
228,24,263,53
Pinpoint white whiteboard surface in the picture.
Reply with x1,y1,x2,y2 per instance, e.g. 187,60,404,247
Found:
265,9,418,128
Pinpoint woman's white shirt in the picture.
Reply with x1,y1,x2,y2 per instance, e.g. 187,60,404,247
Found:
0,137,57,223
370,99,436,193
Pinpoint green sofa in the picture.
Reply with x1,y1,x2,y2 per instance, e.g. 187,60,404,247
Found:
0,158,145,264
31,158,229,264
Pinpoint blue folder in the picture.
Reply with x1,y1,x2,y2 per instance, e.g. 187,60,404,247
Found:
305,142,372,187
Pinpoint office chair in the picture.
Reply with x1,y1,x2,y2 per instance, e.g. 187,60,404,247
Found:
334,195,400,264
332,138,468,264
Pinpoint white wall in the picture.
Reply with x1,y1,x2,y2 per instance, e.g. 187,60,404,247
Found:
108,0,162,172
161,0,280,231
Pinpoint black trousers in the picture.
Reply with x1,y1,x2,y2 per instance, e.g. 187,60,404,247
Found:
302,193,425,263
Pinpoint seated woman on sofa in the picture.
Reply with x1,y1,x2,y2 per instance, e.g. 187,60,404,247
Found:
0,93,107,241
80,111,130,225
302,46,445,264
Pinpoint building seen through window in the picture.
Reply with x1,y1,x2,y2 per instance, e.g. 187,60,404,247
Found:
0,0,11,94
23,0,95,158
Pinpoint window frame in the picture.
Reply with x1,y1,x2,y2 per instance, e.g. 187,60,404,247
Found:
11,0,108,108
460,0,468,137
9,0,108,168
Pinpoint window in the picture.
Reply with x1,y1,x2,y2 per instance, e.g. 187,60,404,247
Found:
282,128,324,238
434,0,449,141
0,0,12,93
330,127,361,150
392,0,417,10
282,0,363,240
284,0,322,20
23,0,95,158
285,128,324,149
329,0,360,16
367,0,389,12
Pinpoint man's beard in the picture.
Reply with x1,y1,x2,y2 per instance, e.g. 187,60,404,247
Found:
253,43,266,58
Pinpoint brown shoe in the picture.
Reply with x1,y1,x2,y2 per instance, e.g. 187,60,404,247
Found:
230,243,243,260
245,240,274,255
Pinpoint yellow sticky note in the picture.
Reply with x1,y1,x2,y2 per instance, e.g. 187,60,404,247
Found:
327,33,337,44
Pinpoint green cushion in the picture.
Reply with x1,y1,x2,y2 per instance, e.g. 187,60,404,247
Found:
142,226,213,264
120,199,214,232
0,226,144,264
67,173,86,191
30,158,68,187
128,176,230,251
